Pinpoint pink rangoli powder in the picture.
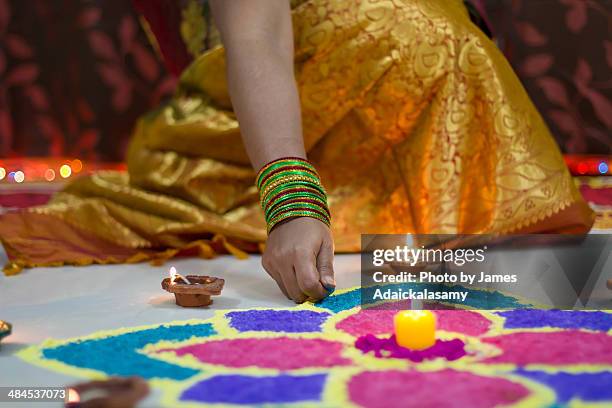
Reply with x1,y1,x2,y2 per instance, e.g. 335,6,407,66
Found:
348,369,530,408
482,330,612,366
336,309,491,337
158,337,352,370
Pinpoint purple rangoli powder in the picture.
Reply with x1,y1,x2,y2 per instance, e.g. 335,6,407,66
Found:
355,334,467,362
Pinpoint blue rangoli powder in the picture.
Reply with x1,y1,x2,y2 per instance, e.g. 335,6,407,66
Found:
498,310,612,331
315,284,529,312
516,370,612,403
181,374,327,404
315,288,361,312
226,310,330,332
42,323,215,380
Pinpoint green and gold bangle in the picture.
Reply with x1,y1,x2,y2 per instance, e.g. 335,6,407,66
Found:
259,164,320,189
260,174,322,200
256,157,331,233
261,181,326,209
257,158,318,186
267,201,330,222
266,194,328,217
258,165,318,190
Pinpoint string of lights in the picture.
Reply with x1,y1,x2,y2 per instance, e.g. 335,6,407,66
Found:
564,155,611,176
0,159,126,184
0,156,608,185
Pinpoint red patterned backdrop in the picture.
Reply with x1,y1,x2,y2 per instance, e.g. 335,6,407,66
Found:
486,0,611,154
0,0,610,162
0,0,176,161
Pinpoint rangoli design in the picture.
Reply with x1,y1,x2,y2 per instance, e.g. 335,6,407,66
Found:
19,287,612,407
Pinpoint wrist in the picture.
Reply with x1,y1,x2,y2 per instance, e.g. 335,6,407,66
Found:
256,157,331,234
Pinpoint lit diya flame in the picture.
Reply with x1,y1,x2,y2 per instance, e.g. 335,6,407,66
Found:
169,266,192,285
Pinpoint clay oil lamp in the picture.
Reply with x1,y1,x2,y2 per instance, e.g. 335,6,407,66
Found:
65,376,149,408
162,267,224,307
0,320,11,346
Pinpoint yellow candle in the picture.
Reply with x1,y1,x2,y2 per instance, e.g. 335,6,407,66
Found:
394,310,436,350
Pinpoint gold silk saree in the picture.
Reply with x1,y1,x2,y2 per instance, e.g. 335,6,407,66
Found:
0,0,594,275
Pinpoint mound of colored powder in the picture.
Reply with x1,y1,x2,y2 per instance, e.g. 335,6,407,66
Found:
348,370,530,408
355,334,466,362
226,310,330,333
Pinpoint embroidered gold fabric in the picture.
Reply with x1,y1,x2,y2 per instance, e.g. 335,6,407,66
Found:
180,0,208,57
0,0,593,273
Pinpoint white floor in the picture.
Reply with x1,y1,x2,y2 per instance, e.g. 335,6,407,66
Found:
0,247,362,407
1,237,610,407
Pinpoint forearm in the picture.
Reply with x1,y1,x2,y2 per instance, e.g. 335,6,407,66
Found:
209,1,334,303
210,0,305,171
225,42,305,170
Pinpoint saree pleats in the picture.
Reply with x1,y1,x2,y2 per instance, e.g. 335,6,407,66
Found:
0,0,593,274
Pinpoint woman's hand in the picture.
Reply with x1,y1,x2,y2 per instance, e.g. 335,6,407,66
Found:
262,217,335,303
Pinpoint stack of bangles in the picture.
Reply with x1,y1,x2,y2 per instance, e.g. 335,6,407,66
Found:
256,157,331,233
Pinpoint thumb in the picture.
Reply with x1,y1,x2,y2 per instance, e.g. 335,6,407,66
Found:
317,237,335,292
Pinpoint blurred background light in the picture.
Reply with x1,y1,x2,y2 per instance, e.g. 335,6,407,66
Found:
44,169,56,181
59,165,72,178
71,159,83,173
14,171,25,183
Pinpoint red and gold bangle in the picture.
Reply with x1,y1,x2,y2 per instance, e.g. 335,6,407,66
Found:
267,200,331,222
262,183,326,210
266,210,331,234
266,196,329,218
263,187,325,210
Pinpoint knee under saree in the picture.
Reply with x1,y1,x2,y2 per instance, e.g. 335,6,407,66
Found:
0,0,594,275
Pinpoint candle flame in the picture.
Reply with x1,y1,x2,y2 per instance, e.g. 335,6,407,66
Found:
170,266,177,284
169,266,191,285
